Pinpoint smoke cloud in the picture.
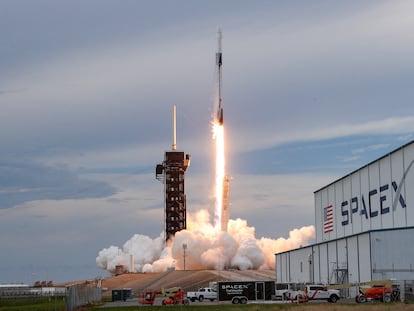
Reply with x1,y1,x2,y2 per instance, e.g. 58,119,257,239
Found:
96,209,315,274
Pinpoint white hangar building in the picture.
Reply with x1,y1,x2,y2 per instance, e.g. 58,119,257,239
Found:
276,140,414,287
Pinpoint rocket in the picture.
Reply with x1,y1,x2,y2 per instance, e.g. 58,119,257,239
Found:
216,29,224,125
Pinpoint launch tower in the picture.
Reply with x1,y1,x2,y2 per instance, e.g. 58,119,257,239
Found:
156,106,191,241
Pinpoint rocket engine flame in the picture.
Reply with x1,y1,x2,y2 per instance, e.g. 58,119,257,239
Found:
213,122,225,229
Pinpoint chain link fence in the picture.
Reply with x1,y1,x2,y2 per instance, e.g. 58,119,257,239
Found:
66,284,101,311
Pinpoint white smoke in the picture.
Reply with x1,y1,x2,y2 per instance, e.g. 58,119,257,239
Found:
96,209,315,274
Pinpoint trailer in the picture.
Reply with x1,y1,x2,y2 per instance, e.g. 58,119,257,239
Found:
217,281,275,304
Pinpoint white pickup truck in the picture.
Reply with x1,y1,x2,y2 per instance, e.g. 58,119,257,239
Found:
186,287,217,302
288,285,340,303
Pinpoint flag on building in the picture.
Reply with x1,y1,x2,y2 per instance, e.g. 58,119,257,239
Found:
323,205,334,233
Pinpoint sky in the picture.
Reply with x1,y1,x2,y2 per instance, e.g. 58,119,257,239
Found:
1,0,414,284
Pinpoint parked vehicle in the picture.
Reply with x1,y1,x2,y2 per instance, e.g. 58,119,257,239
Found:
139,287,189,305
162,287,189,305
356,285,392,303
217,281,275,304
289,285,340,303
139,289,162,305
186,287,217,302
274,283,290,300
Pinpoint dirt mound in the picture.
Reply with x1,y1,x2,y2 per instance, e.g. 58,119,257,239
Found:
101,270,275,296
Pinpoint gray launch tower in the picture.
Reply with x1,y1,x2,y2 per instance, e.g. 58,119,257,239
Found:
156,106,191,241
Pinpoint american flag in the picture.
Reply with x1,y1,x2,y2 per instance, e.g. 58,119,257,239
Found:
323,205,334,233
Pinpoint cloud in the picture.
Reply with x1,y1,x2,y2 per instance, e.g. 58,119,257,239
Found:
2,0,414,284
229,116,414,154
0,159,116,209
352,144,390,155
339,155,361,163
1,0,414,175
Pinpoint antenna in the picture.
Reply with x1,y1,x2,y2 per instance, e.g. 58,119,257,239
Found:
172,105,177,150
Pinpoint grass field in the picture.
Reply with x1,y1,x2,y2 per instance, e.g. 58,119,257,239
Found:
1,300,413,311
90,303,414,311
0,298,66,311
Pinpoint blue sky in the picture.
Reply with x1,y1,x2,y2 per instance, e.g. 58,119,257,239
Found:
1,0,414,283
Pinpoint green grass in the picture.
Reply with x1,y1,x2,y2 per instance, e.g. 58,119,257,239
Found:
0,300,411,311
0,297,66,311
90,303,414,311
91,305,293,311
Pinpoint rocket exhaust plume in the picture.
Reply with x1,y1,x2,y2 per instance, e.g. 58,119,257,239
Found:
96,219,316,273
95,29,316,274
213,122,225,229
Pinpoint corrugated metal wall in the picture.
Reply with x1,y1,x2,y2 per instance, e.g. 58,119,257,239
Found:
371,229,414,280
276,227,414,286
315,141,414,243
276,232,372,284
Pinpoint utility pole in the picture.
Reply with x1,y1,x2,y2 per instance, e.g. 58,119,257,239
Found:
183,243,187,270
